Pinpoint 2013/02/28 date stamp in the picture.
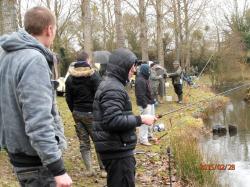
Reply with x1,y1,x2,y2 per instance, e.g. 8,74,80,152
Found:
200,163,235,170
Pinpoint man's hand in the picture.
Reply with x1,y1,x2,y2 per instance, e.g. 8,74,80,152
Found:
54,173,72,187
141,114,158,126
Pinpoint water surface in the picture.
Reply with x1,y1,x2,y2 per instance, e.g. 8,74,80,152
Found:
200,88,250,187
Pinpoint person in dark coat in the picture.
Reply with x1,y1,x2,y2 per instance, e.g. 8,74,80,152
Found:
135,64,156,146
92,48,157,187
65,50,106,177
168,60,183,104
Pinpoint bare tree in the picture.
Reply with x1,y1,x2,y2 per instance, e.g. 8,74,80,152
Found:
101,0,107,49
170,0,208,68
39,0,78,52
124,0,149,60
183,0,191,68
139,0,149,61
114,0,125,48
17,0,22,28
0,0,18,35
171,0,181,63
152,0,164,66
81,0,93,56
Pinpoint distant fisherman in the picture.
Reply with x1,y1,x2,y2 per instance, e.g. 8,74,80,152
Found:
168,60,183,104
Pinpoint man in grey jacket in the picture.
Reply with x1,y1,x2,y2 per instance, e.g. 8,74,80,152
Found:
168,60,183,104
0,7,72,187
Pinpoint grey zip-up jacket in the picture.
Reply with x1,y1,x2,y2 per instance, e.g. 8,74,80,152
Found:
0,30,67,174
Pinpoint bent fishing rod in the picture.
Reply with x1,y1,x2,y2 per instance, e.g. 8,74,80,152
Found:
158,82,250,119
197,53,214,79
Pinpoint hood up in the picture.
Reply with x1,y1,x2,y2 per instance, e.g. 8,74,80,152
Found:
140,64,150,80
106,48,137,85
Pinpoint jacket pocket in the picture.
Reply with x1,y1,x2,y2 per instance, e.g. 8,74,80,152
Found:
55,135,60,144
119,130,137,144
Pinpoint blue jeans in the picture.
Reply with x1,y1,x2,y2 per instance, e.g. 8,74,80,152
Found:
14,166,56,187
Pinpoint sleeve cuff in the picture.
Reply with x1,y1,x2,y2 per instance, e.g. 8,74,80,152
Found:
135,116,142,127
47,158,66,176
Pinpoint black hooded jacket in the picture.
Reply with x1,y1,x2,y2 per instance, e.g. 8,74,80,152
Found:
92,48,142,160
135,75,154,108
135,64,154,108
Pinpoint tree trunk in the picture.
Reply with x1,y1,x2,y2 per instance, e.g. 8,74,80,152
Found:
53,0,61,52
0,0,18,35
156,0,164,66
177,0,184,67
82,0,93,57
17,0,22,28
172,0,180,62
183,0,191,69
102,0,107,49
216,25,221,52
139,0,149,61
114,0,125,48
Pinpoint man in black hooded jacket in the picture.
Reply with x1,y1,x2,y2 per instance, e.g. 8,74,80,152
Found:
92,48,157,187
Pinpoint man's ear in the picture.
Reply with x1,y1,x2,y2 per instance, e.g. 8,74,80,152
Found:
45,25,53,37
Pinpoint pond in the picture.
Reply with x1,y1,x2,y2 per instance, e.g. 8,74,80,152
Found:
200,87,250,187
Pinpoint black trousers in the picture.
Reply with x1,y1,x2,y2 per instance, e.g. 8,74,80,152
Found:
102,156,136,187
173,84,183,96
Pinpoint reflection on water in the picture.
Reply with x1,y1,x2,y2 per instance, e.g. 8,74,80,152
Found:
200,89,250,187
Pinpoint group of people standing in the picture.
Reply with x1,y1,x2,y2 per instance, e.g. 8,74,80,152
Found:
65,48,157,186
134,61,183,146
0,6,184,187
0,6,154,186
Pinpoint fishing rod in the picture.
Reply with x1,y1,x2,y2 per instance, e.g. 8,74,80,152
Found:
197,54,214,79
158,82,250,119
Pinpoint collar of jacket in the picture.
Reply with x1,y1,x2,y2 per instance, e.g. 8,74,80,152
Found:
139,72,150,80
68,65,94,77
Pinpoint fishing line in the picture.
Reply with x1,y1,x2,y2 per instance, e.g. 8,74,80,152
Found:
158,82,250,118
197,53,214,79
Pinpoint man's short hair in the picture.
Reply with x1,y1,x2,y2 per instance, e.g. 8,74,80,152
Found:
76,50,89,61
24,7,56,35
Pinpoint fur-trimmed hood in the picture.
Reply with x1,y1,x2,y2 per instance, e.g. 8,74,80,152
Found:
68,64,95,77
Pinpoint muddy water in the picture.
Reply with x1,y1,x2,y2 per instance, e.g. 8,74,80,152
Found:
200,88,250,187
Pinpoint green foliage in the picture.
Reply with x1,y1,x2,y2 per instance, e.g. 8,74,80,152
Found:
171,133,217,186
58,47,75,77
243,32,250,49
126,30,140,57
